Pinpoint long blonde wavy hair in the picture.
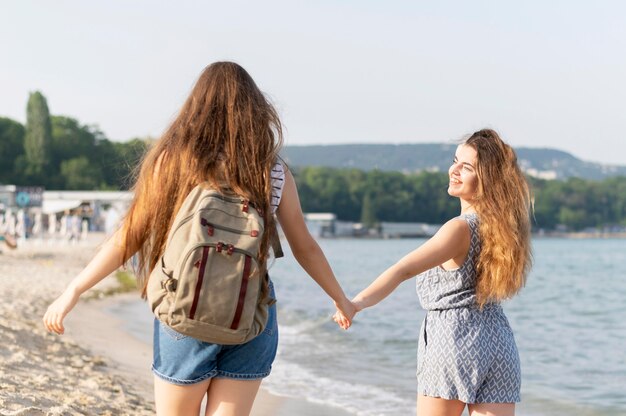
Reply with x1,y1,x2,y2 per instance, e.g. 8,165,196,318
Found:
465,129,533,307
120,62,283,297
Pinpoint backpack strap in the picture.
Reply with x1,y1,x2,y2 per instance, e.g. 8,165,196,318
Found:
271,231,284,259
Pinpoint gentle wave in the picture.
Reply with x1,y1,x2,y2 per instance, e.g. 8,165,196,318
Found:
110,237,626,415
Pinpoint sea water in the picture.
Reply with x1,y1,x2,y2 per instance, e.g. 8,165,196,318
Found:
112,238,626,415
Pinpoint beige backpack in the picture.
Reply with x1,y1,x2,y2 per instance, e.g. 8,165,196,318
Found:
147,183,279,345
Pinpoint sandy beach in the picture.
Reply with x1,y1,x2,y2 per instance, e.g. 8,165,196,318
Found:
0,235,351,416
0,236,153,415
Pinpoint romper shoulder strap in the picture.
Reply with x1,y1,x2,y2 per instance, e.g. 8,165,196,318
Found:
460,213,480,259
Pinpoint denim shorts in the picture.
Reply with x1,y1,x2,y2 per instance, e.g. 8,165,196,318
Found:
152,283,278,385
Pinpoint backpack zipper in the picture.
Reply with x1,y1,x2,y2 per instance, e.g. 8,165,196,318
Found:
183,244,259,324
168,195,262,243
188,246,210,320
230,255,252,329
178,242,259,283
200,218,259,237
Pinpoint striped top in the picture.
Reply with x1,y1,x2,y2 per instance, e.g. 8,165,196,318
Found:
270,162,285,214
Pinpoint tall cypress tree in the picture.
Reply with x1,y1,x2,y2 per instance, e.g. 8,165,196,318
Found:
24,91,52,177
360,191,377,227
0,117,25,183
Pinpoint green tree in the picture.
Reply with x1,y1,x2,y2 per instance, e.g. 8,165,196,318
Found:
100,137,149,189
60,156,103,190
50,116,149,190
362,170,412,222
51,116,98,164
298,167,357,218
602,177,626,226
24,91,52,179
360,191,377,227
0,117,25,183
46,116,101,188
292,166,626,230
558,207,587,230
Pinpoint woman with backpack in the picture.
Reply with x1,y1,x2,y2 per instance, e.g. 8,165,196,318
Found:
43,61,356,416
335,129,532,416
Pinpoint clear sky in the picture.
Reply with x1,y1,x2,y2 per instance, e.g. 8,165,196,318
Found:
2,1,625,164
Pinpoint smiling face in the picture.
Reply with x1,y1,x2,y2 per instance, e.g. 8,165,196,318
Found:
448,144,479,211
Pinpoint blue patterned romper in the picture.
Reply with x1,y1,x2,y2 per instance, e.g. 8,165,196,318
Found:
415,213,521,403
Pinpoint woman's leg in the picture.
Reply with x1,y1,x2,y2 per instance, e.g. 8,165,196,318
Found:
204,378,262,416
468,403,515,416
417,394,466,416
154,375,211,416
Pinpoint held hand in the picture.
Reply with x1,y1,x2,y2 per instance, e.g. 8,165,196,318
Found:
333,298,358,330
43,288,80,335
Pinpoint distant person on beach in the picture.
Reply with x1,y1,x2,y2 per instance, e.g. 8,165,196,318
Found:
0,233,18,250
43,61,355,416
0,209,18,250
335,129,532,416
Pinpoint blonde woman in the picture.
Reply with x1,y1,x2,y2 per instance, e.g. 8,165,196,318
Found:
44,61,355,416
335,129,532,416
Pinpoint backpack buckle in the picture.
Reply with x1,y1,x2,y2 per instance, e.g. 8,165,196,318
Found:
162,277,177,292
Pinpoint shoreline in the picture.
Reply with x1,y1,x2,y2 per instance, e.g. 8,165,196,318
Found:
533,231,626,239
3,236,621,414
309,231,626,240
70,293,354,416
0,234,352,415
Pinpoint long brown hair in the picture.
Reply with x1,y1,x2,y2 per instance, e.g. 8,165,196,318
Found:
465,129,532,307
121,62,283,297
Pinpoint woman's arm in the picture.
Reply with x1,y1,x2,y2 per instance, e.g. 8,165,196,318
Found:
43,229,129,334
44,151,167,335
351,218,470,312
276,169,355,328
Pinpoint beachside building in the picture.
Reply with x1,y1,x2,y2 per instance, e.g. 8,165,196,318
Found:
301,212,441,239
303,213,337,238
379,222,440,238
42,190,133,233
1,185,134,238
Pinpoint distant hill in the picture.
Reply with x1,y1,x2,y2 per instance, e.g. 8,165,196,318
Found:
281,144,626,180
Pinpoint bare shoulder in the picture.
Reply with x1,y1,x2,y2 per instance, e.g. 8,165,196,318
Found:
282,167,296,191
427,217,472,262
436,217,471,240
279,161,290,177
276,168,300,218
